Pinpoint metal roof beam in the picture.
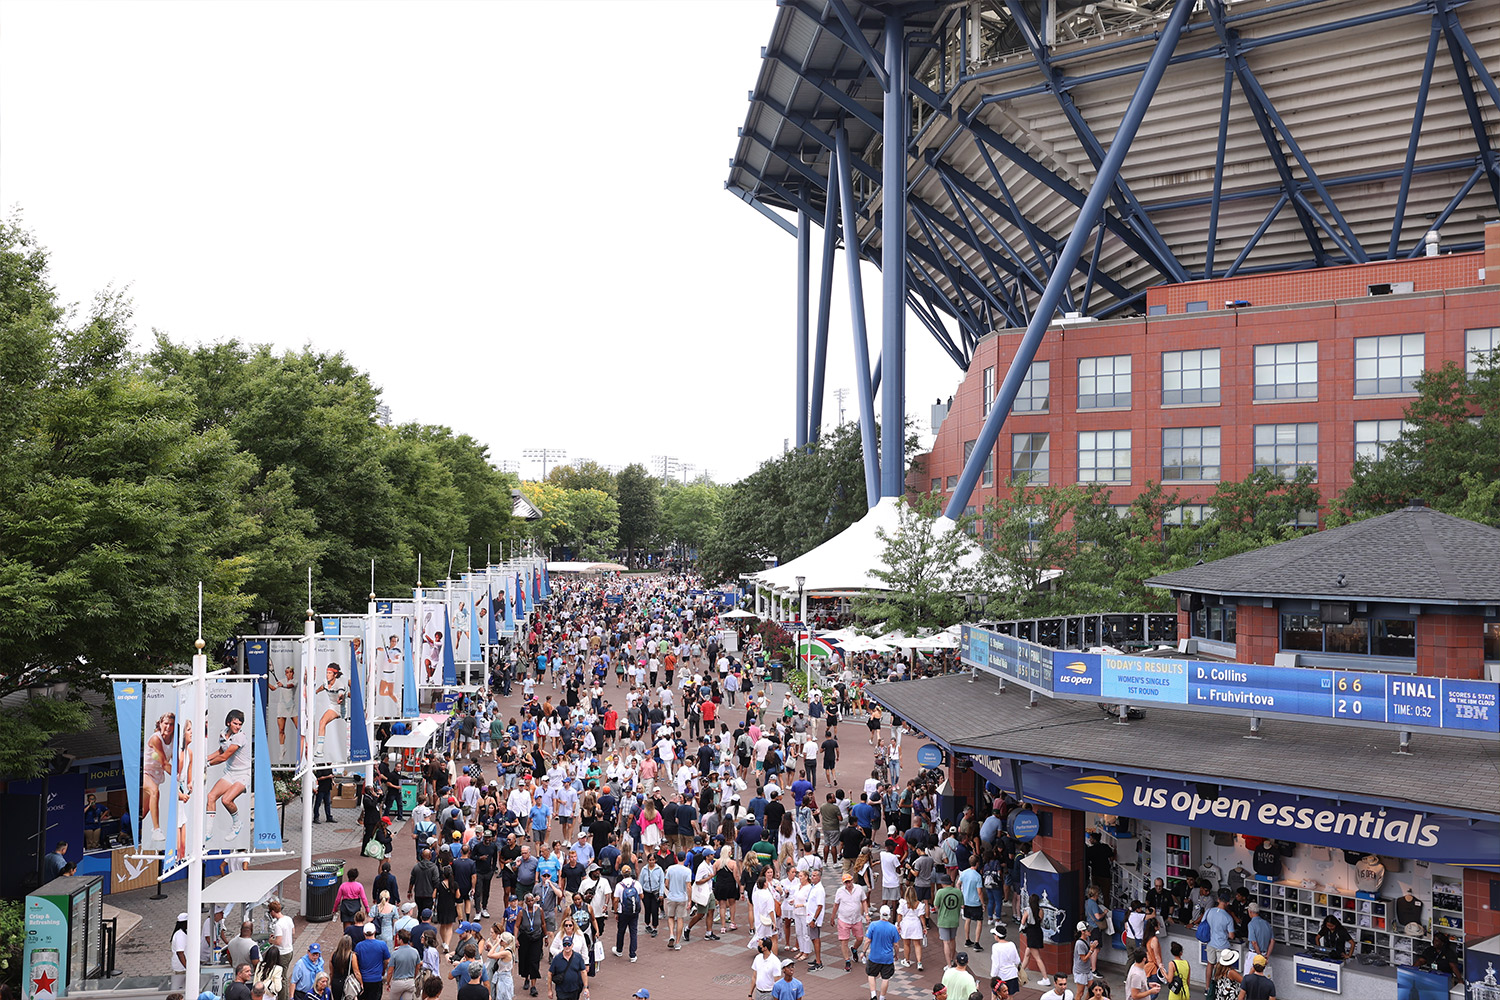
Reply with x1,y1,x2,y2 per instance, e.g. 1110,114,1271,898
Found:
727,186,799,237
930,172,1037,304
1390,20,1443,258
1211,2,1368,264
910,190,1035,293
821,0,890,92
1406,166,1488,259
967,119,1180,285
755,92,882,184
934,170,1047,296
736,163,821,220
910,203,1018,328
1435,1,1500,211
1207,2,1328,267
999,0,1188,282
906,258,978,367
768,53,883,134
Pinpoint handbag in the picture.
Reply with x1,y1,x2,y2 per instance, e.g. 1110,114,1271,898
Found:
365,838,387,859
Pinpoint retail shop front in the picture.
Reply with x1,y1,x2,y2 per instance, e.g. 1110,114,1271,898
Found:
868,668,1499,1000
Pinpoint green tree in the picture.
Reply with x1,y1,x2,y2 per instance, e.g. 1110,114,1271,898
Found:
853,494,977,633
548,460,616,496
615,463,660,563
561,487,620,559
659,481,725,561
1334,357,1500,525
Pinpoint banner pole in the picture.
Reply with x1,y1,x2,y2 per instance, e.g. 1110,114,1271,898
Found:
185,617,208,995
300,609,315,911
366,590,378,785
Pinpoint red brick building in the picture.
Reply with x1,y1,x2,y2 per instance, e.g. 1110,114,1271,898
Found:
914,222,1500,525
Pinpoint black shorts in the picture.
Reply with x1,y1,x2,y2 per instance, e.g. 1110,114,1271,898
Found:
865,961,894,980
963,905,983,920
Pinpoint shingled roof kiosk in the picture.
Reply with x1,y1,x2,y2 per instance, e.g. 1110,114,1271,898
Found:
868,505,1499,998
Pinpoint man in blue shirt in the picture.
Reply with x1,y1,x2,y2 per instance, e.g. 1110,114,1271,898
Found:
290,943,324,1000
958,856,986,949
770,958,805,1000
861,905,902,1000
353,925,390,1000
852,795,876,837
529,800,552,844
1205,890,1237,961
664,853,693,949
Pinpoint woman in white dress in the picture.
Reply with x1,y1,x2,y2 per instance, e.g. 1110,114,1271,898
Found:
377,634,402,716
313,664,347,760
175,720,194,861
897,886,927,970
269,667,297,760
142,712,174,843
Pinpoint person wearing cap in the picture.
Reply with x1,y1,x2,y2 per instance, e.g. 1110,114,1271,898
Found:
990,923,1021,996
171,913,189,988
630,991,650,1000
546,933,588,1000
861,903,902,1000
834,871,868,971
353,922,391,1000
1073,921,1100,987
940,952,978,1000
290,943,324,1000
769,957,804,1000
201,903,230,963
1236,952,1275,1000
1245,902,1273,973
267,899,296,1000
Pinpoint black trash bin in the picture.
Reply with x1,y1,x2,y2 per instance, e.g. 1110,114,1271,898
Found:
304,861,344,923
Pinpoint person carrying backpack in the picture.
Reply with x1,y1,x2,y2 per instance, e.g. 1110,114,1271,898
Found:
612,865,643,962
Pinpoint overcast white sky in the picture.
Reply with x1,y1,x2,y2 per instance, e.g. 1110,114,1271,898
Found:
1,0,959,484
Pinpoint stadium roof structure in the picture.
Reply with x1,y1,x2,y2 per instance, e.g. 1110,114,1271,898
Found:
726,0,1500,516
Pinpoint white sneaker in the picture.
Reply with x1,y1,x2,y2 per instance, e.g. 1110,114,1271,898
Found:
152,827,166,842
1035,978,1052,987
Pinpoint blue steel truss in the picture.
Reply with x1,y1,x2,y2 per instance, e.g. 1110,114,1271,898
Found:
727,0,1500,508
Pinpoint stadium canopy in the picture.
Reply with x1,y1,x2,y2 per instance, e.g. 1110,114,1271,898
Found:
727,0,1500,514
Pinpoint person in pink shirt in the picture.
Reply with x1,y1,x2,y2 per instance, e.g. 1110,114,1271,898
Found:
334,867,372,922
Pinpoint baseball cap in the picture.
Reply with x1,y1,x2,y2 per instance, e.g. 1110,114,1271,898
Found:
562,935,574,947
401,902,415,913
879,905,891,919
632,992,651,999
363,923,377,935
1253,955,1268,968
841,873,853,882
177,912,189,921
955,952,969,965
308,943,321,954
199,992,219,1000
1076,920,1089,933
420,908,433,919
780,958,795,968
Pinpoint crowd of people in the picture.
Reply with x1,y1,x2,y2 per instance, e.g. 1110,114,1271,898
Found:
197,572,1275,1000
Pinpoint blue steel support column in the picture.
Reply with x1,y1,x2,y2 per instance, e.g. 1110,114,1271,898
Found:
796,208,810,450
835,128,881,508
880,11,908,497
944,0,1195,520
809,183,839,442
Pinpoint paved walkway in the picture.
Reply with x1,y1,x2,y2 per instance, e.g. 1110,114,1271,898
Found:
106,673,1131,998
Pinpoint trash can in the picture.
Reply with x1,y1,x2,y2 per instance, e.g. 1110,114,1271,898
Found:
304,861,344,923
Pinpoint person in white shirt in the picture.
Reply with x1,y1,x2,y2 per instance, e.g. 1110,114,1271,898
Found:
990,923,1022,996
749,937,782,1000
1038,983,1075,1000
507,783,534,819
803,868,827,971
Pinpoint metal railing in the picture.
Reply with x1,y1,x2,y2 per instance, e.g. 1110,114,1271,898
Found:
973,612,1178,651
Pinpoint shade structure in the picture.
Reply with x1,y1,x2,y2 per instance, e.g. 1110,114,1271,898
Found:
202,868,297,905
721,608,758,619
384,718,441,749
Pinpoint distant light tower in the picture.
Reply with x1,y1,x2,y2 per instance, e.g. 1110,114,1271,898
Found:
680,462,696,484
651,454,680,482
522,447,566,479
834,387,850,426
496,459,519,474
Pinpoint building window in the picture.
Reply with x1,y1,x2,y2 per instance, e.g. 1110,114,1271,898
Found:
1485,622,1500,661
1254,341,1317,401
963,505,977,536
1373,619,1416,658
1354,333,1424,396
1185,300,1209,313
1354,419,1410,463
931,478,942,493
1467,328,1499,374
1162,349,1221,406
1164,504,1214,534
963,439,993,489
1012,433,1049,485
1254,423,1317,480
1149,304,1168,316
1279,613,1415,657
1191,605,1236,644
1078,430,1131,483
1078,355,1132,409
946,475,957,489
1015,361,1050,413
1162,427,1221,481
982,366,995,416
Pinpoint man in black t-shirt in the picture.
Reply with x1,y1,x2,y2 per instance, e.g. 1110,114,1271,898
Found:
762,792,786,838
560,848,587,894
821,736,839,783
455,964,488,1000
839,824,866,866
471,832,497,917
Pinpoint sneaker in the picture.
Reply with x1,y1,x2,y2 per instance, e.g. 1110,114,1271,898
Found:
683,930,690,942
668,937,676,949
1035,978,1052,987
612,948,622,957
630,956,638,963
899,959,910,968
673,942,682,951
152,827,166,842
917,963,923,971
844,960,851,971
481,910,490,918
705,933,720,941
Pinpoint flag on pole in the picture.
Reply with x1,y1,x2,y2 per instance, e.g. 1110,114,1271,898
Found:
251,683,282,850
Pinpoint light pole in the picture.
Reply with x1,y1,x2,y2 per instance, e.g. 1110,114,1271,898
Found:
522,447,566,479
795,575,806,690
